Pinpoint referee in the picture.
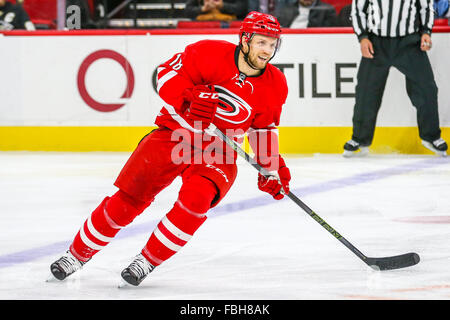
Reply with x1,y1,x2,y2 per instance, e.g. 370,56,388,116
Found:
343,0,448,157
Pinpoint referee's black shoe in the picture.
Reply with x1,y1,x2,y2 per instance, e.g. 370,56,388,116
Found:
422,138,447,157
343,139,369,158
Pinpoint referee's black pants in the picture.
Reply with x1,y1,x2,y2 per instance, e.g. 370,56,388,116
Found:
351,33,441,146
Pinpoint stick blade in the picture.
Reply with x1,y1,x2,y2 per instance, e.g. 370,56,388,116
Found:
367,252,420,271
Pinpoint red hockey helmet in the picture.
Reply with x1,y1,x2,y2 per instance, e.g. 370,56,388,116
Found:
239,11,282,41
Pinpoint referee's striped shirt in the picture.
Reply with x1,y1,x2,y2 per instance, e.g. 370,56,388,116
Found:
351,0,435,40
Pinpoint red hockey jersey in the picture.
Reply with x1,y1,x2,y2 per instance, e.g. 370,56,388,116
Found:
155,39,288,168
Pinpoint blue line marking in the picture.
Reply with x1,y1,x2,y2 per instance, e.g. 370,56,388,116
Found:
0,157,448,269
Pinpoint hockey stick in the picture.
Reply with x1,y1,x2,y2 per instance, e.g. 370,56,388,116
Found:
206,124,420,271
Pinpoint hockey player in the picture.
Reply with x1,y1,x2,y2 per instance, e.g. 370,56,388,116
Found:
49,11,291,287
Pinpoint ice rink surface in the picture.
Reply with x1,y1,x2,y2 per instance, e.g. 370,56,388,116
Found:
1,151,450,301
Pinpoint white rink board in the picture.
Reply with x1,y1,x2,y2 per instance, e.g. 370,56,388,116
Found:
0,32,449,127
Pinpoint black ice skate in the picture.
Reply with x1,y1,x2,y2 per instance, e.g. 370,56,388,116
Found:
120,254,155,287
343,139,369,157
49,250,86,281
422,138,448,157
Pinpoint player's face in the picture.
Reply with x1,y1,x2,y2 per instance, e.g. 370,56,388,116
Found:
245,34,278,70
0,0,5,6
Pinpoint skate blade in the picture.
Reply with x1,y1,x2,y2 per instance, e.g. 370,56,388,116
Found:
118,279,130,288
343,147,369,158
45,273,59,282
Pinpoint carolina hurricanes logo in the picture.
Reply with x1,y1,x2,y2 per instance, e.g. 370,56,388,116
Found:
214,85,252,124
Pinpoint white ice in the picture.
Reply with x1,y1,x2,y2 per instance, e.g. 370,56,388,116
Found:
1,151,450,300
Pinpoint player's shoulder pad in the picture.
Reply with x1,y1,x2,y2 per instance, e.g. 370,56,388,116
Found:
267,63,287,83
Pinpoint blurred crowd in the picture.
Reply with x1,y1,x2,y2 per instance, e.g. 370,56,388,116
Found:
1,0,448,31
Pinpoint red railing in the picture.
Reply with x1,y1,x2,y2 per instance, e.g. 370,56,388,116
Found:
2,25,450,37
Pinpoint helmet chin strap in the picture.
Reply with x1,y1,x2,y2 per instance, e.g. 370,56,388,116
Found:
240,45,260,71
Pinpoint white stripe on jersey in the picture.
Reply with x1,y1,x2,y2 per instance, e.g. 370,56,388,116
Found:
380,0,390,36
390,0,402,37
157,70,178,93
161,104,203,134
408,2,417,34
399,0,411,36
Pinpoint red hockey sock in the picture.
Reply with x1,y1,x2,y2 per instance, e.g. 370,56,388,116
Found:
141,176,217,266
70,190,150,262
